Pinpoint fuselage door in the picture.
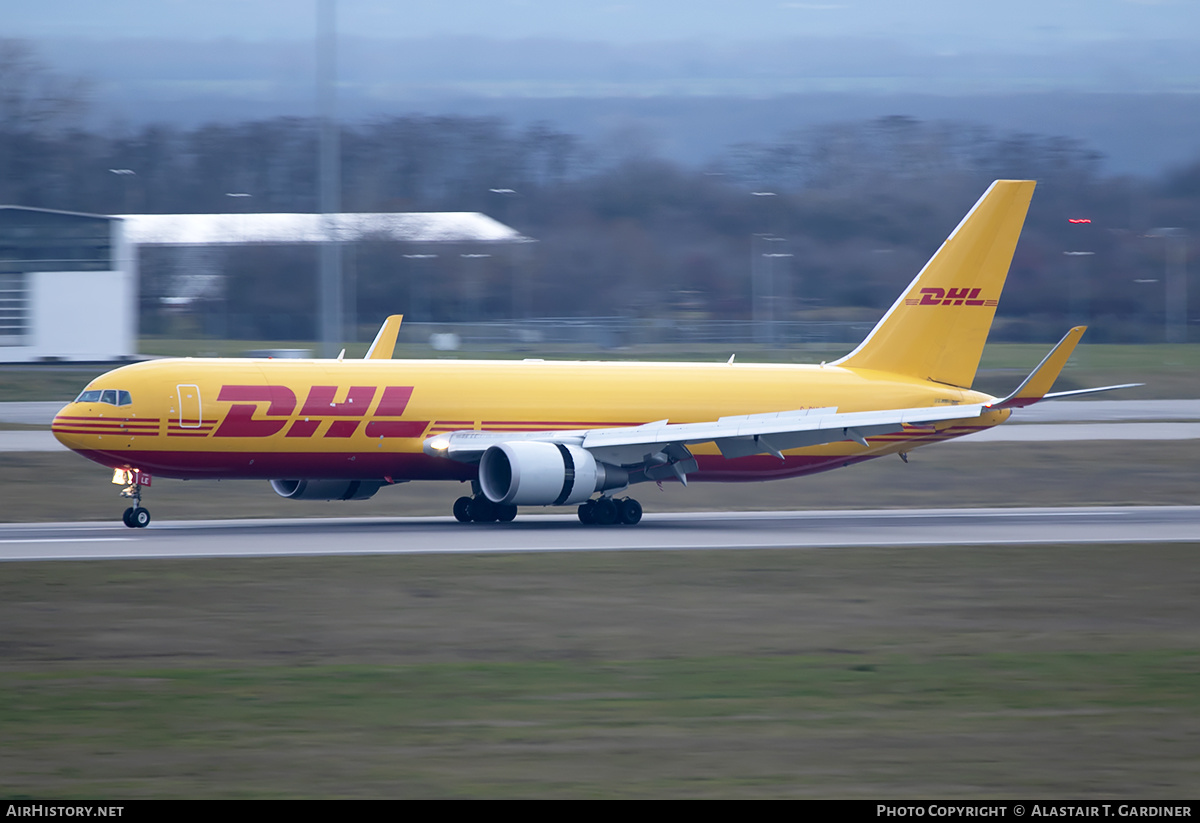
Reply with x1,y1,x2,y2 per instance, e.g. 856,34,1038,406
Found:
176,384,202,428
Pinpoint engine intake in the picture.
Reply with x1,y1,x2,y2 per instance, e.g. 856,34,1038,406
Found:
270,479,384,501
479,441,627,506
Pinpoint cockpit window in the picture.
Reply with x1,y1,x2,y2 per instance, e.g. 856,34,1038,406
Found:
75,389,133,406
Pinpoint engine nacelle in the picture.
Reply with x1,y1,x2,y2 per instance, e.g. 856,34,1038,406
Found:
269,479,384,501
479,441,628,506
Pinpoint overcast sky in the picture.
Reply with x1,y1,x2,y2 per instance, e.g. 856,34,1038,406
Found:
8,0,1198,48
9,0,1199,174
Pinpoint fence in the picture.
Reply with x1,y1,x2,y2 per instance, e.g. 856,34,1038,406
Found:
390,318,876,353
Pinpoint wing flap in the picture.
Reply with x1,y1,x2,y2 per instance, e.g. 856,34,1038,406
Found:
424,402,986,465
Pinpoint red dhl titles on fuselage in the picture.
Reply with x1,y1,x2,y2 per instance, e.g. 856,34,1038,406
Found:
208,384,423,438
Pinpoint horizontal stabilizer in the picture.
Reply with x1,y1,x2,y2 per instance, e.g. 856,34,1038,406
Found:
1040,384,1144,401
989,326,1085,409
989,327,1143,409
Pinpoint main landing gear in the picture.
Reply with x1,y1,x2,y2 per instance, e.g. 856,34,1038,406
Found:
449,493,644,525
453,495,518,524
577,496,642,526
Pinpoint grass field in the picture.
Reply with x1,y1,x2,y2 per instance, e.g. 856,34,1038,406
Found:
2,545,1198,798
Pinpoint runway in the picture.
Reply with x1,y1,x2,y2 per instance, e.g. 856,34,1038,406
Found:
2,505,1198,562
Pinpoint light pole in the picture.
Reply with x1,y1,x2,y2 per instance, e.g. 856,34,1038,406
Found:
488,188,525,319
1063,214,1095,332
403,253,438,321
751,233,788,346
1063,251,1094,329
109,168,136,213
316,0,342,356
763,248,793,346
461,253,492,323
224,192,252,212
749,190,781,346
1147,228,1188,344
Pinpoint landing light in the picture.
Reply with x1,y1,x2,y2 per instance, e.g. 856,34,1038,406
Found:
429,437,450,452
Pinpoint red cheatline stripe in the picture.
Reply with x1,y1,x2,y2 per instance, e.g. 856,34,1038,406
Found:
54,416,161,422
50,429,159,434
52,432,160,437
52,429,160,434
53,421,159,427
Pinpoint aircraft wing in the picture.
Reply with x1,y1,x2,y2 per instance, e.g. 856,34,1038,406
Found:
423,402,986,480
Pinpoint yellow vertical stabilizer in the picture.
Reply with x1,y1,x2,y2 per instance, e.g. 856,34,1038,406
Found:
833,180,1036,388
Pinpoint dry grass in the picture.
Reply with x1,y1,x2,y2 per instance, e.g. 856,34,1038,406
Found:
1,545,1198,797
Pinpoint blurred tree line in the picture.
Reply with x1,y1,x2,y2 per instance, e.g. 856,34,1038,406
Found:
1,39,1197,342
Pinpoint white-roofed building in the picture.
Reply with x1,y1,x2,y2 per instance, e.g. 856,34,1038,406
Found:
119,212,530,246
0,206,533,361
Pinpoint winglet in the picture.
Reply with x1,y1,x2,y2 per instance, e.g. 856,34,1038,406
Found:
989,326,1085,409
365,315,403,360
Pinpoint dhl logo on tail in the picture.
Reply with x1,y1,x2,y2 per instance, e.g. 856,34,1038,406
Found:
905,287,999,307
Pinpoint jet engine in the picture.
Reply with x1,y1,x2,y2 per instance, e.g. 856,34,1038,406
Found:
479,441,628,506
269,479,384,501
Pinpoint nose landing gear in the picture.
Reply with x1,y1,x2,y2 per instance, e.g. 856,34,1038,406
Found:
114,468,152,528
122,504,151,528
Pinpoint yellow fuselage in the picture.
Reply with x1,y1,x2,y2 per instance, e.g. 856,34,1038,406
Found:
52,357,1008,482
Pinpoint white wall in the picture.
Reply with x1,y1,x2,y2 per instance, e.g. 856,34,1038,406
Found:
29,269,134,360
